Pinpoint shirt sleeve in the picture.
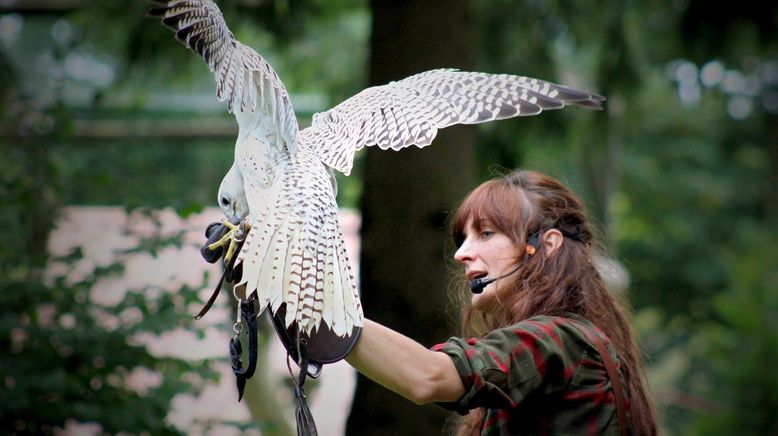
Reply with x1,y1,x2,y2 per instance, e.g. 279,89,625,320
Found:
432,317,582,415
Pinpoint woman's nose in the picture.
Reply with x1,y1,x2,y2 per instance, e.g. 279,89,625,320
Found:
454,239,474,263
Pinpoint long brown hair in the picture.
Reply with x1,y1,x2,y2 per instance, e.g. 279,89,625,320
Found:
449,170,657,435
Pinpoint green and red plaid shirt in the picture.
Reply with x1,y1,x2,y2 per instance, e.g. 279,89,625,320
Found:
432,313,628,435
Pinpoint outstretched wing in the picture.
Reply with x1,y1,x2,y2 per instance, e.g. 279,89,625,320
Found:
148,0,298,152
298,69,604,175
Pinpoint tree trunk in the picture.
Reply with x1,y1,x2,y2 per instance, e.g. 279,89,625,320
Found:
346,0,475,434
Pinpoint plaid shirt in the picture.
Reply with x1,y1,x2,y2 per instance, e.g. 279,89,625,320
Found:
432,314,627,435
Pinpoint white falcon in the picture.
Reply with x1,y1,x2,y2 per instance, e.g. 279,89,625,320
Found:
149,0,604,337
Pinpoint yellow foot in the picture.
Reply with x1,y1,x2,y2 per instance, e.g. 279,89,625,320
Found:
207,219,238,263
208,218,252,264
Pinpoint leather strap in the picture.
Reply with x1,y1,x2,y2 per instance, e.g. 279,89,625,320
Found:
193,236,242,320
230,295,259,402
569,319,629,436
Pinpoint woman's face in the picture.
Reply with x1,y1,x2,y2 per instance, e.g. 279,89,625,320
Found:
454,217,521,312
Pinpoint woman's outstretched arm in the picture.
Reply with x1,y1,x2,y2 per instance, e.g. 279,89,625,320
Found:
345,319,465,405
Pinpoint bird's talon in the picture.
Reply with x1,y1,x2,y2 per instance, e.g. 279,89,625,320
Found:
225,238,237,263
208,225,237,251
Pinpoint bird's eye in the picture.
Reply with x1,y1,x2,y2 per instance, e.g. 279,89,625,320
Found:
220,196,230,207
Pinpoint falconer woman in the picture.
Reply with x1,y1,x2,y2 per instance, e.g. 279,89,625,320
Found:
346,169,657,435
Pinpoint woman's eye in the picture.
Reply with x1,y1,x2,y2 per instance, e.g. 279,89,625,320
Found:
480,230,494,239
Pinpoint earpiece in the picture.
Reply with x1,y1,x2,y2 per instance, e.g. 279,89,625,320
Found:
526,231,541,255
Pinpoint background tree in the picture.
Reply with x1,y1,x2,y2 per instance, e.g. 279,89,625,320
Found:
346,1,475,433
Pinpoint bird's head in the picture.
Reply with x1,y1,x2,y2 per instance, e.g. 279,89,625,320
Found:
218,163,249,223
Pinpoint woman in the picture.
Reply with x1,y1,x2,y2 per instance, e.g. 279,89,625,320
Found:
345,169,657,435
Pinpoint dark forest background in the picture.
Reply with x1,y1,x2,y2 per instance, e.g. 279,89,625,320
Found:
1,0,776,434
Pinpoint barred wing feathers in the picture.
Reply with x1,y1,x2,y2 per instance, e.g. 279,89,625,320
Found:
148,0,298,153
299,69,605,175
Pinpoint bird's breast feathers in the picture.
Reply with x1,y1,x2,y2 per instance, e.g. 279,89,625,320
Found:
236,149,362,336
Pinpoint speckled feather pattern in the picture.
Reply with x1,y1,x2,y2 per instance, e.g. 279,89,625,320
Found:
151,0,603,337
299,70,604,175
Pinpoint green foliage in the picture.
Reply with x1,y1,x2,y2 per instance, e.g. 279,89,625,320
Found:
0,250,217,434
688,226,778,435
0,110,219,432
54,137,234,212
0,42,219,436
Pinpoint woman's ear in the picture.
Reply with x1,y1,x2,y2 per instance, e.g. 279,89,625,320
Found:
542,229,564,256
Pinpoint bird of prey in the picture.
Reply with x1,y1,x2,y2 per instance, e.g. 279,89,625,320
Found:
149,0,604,338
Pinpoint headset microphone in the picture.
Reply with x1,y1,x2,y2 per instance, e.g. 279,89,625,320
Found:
469,276,496,294
469,264,522,294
